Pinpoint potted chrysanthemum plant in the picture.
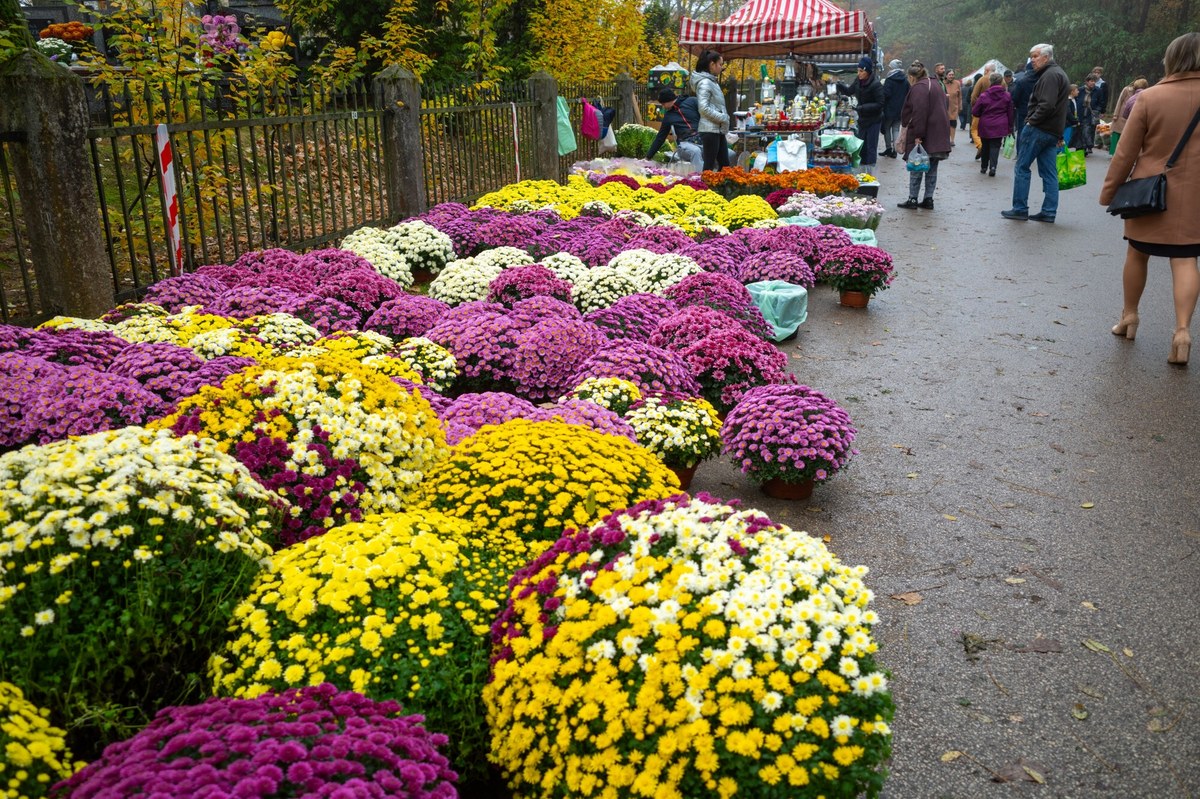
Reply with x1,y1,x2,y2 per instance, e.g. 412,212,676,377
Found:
623,393,722,489
819,244,895,308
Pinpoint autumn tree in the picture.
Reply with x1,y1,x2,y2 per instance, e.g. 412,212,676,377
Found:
530,0,653,81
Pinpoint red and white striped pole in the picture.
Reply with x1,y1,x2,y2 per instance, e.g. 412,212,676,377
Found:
155,124,183,277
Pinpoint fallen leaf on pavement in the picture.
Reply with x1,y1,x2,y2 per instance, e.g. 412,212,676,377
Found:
1081,501,1095,509
1077,684,1104,699
906,472,919,479
1016,635,1062,654
1081,601,1098,610
943,514,957,521
1147,717,1173,732
890,591,923,605
1071,703,1089,720
993,758,1049,783
1049,442,1065,453
1005,577,1026,584
1082,639,1110,653
1123,647,1134,657
1030,411,1049,417
941,750,964,762
1023,765,1046,784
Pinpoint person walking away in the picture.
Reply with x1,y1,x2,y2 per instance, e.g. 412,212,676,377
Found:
836,57,885,174
897,61,953,210
945,68,963,144
1064,84,1080,149
1109,77,1146,155
1100,32,1200,365
1092,66,1109,114
881,59,909,157
1076,75,1100,153
690,50,730,172
959,78,974,130
973,73,1015,176
1010,60,1036,145
645,89,704,172
1001,43,1069,223
970,64,995,157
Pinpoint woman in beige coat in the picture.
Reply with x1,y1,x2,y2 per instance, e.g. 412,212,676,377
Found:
1100,32,1200,365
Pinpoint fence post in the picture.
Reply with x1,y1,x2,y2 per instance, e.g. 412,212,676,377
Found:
616,73,641,126
375,65,426,222
528,71,558,181
0,51,113,318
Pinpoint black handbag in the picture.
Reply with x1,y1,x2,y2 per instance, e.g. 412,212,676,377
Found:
1107,104,1200,218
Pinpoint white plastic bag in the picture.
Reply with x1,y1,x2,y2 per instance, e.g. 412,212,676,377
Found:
907,142,930,172
777,138,807,172
751,151,768,171
599,125,617,153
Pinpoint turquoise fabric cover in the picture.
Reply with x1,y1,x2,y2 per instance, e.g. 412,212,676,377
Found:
746,280,809,341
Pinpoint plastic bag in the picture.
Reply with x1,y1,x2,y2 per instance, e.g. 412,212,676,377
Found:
1057,149,1087,190
556,97,577,156
907,142,930,172
580,99,600,140
1000,134,1015,160
766,138,780,163
599,125,617,153
777,139,807,172
751,151,768,171
745,280,809,342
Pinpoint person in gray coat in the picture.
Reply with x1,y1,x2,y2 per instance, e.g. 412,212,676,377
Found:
690,50,730,172
881,59,909,157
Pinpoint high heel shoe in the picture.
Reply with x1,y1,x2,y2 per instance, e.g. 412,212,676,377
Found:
1169,329,1191,365
1111,312,1139,340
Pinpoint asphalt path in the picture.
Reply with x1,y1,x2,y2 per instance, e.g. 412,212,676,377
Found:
690,144,1200,798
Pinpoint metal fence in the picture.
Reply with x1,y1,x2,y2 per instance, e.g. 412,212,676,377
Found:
0,71,634,324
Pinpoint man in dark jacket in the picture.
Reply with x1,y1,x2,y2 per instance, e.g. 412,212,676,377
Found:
1002,43,1070,223
881,59,908,157
837,56,885,173
1008,60,1036,144
645,89,703,171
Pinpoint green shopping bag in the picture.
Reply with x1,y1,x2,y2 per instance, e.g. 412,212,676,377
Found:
1057,149,1086,190
1000,134,1015,160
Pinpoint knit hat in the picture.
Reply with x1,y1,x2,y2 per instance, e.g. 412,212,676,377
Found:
858,56,874,72
888,59,903,70
657,88,677,105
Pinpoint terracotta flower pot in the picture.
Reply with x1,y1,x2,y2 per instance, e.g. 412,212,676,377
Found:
839,289,870,308
760,476,815,500
411,266,435,285
669,463,697,490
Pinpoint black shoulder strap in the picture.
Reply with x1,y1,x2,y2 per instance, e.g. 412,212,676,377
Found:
1166,105,1200,170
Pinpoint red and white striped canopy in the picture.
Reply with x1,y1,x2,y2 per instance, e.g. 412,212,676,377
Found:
679,0,875,59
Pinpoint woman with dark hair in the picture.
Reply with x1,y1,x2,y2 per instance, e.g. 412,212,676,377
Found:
1100,32,1200,365
897,61,953,210
690,50,730,172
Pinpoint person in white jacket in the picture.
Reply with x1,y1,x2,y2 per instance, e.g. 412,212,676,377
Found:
690,50,730,172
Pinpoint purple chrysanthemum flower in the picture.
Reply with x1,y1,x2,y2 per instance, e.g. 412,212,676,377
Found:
505,296,582,329
442,391,539,445
15,362,166,445
625,226,694,254
56,684,458,799
584,293,679,342
99,302,169,325
664,273,772,339
568,340,700,396
176,355,257,397
0,324,38,354
679,327,793,412
738,251,817,288
509,317,608,401
205,285,302,319
280,293,361,335
142,272,230,313
313,266,406,326
486,265,573,308
364,294,451,340
0,354,58,449
673,237,749,276
107,342,207,402
475,213,552,252
25,328,129,370
648,305,747,352
425,306,523,393
532,398,636,441
526,217,606,261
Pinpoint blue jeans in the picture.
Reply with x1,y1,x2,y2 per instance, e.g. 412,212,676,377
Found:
1011,125,1059,216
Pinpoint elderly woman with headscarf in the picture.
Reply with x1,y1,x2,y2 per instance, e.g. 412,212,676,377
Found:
897,60,952,210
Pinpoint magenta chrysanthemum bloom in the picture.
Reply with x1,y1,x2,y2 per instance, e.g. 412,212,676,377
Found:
280,293,361,334
506,296,582,328
425,306,523,393
679,327,793,412
664,273,772,339
107,342,207,402
526,217,606,261
648,305,747,352
25,328,129,370
764,188,801,208
568,340,700,396
231,247,303,272
486,265,573,308
532,398,636,441
442,391,539,445
738,251,817,288
509,317,608,401
176,355,257,397
676,236,752,276
597,174,641,191
475,213,552,252
141,272,230,313
721,383,857,484
365,294,451,339
808,224,855,257
56,684,458,799
293,247,375,278
205,285,302,319
818,244,896,295
13,361,166,446
313,266,406,326
735,225,821,263
585,293,679,342
0,354,58,449
625,226,694,254
99,302,169,325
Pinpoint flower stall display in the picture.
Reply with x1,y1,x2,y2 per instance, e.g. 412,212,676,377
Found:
184,326,274,360
485,493,894,799
411,419,680,542
624,394,722,487
344,219,456,284
0,682,80,797
487,264,573,307
441,391,539,445
679,327,794,413
738,251,817,289
155,352,447,546
0,427,277,754
566,376,643,416
58,685,458,799
714,194,778,230
819,245,896,308
211,512,543,785
105,341,209,403
505,294,583,328
309,329,397,359
722,384,858,500
702,165,859,198
338,226,417,288
777,192,884,230
538,251,590,285
238,312,322,351
205,284,303,319
584,293,679,342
